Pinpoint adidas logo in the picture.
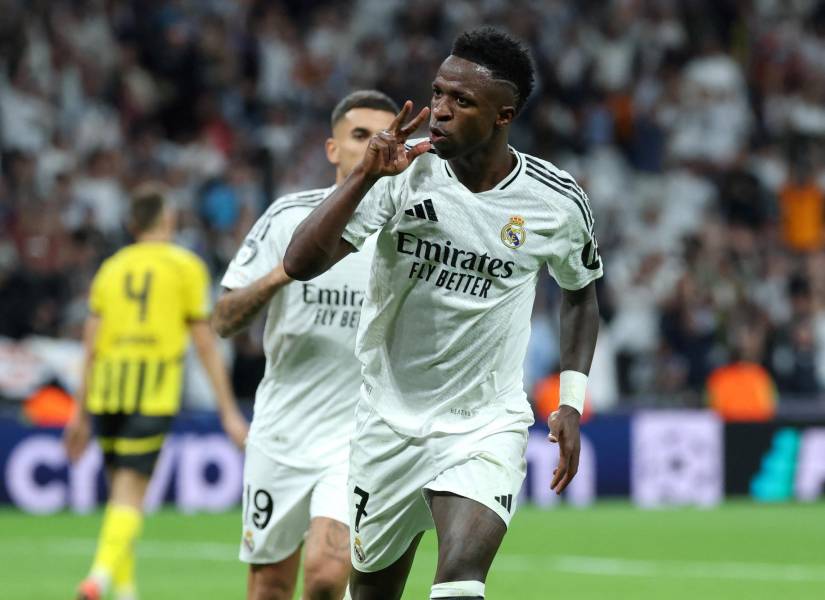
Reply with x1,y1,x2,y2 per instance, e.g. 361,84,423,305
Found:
404,199,438,222
494,494,513,513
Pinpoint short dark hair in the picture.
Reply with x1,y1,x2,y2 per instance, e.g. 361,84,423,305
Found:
451,27,535,113
330,90,400,129
129,183,166,234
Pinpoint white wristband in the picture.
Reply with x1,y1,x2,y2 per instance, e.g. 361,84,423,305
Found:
559,370,587,415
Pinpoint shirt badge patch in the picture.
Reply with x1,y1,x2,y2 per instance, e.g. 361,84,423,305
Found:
235,239,258,265
501,216,527,249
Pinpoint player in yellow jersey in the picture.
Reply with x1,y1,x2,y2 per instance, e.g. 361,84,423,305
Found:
63,184,249,600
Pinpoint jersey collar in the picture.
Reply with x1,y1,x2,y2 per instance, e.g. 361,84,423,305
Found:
442,147,523,193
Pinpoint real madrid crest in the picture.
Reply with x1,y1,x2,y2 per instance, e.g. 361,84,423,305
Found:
353,535,366,562
501,216,526,249
243,529,255,552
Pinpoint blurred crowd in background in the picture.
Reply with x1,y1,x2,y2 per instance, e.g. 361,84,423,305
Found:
3,0,825,414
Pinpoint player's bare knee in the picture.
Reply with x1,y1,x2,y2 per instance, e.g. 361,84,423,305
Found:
303,563,348,600
303,574,347,600
435,543,490,582
434,560,486,586
348,569,406,600
249,581,293,600
304,520,350,598
435,542,486,582
249,565,295,600
436,535,485,578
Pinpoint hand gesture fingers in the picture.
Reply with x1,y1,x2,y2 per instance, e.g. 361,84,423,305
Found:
375,129,396,166
405,138,433,161
363,101,430,178
399,106,430,138
388,100,413,134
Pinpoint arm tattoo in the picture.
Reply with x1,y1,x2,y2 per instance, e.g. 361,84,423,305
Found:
212,275,284,338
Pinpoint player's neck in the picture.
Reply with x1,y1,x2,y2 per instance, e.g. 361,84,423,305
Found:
448,139,514,193
136,230,171,243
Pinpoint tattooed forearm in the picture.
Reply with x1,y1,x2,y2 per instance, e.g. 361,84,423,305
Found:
212,267,291,338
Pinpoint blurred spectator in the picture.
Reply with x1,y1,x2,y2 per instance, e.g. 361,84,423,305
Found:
66,149,127,236
779,156,824,252
1,0,825,412
23,384,75,427
707,320,777,422
768,276,822,396
0,59,53,153
707,362,776,421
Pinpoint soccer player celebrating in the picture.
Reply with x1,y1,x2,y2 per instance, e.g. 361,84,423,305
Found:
283,29,601,600
64,185,248,600
211,91,400,600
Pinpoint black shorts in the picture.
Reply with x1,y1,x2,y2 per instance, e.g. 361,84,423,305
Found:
93,413,174,477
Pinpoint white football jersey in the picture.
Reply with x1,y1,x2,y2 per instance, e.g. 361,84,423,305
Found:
222,186,373,468
342,144,603,437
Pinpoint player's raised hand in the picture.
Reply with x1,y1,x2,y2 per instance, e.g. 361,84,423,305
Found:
548,406,581,495
360,101,431,179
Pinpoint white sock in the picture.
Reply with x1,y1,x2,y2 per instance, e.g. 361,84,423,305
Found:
430,580,485,598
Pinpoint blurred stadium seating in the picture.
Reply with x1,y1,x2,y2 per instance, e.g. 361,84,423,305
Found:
2,0,825,508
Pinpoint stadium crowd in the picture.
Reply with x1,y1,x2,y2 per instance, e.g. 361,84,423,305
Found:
3,0,825,411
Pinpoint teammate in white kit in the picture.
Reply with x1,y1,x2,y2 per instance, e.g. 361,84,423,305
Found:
283,29,601,600
211,91,399,600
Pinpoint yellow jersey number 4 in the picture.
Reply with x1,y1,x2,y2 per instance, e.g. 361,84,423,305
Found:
124,271,153,322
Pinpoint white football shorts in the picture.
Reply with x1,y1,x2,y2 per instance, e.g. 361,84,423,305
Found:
348,401,531,572
239,441,349,564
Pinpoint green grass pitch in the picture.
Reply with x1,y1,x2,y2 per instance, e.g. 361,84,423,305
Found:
2,501,824,599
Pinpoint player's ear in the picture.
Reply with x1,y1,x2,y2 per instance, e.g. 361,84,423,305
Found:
495,105,516,128
325,137,340,166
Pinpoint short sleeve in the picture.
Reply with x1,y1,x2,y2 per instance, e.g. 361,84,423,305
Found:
342,176,397,250
88,262,109,315
184,257,211,321
220,206,302,289
546,203,604,291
